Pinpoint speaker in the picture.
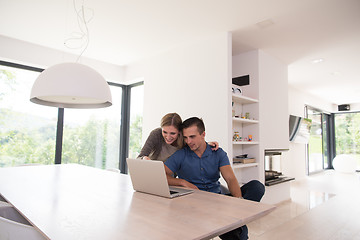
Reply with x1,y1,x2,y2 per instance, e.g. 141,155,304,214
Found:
232,75,249,86
338,104,350,111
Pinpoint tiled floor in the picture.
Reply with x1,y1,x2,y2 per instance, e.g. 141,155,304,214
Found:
246,170,360,240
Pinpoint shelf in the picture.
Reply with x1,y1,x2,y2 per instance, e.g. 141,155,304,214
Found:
232,94,258,104
265,177,295,186
232,162,258,169
232,117,259,124
233,141,259,145
231,89,260,182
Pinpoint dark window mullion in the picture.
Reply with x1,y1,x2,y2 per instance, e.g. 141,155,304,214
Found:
0,60,43,73
55,108,64,164
118,81,144,173
119,86,131,173
328,113,336,169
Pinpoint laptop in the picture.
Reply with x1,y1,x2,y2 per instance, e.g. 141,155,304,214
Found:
126,158,194,198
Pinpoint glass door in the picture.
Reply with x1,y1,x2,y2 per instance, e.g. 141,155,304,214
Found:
307,108,323,173
306,107,330,174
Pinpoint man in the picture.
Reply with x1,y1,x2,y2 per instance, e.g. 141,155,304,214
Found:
164,117,265,240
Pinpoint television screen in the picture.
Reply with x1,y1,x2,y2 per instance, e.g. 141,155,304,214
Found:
289,115,312,143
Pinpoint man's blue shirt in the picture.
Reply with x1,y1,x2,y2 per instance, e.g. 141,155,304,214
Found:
165,143,230,193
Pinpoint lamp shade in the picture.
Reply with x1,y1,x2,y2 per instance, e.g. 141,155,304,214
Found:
30,62,112,108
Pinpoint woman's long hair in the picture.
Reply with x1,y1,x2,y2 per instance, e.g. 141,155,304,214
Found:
160,113,184,148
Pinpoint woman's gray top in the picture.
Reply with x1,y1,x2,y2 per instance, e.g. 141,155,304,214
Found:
137,128,178,162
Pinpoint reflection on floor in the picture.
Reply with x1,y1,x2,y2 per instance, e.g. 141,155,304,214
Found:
248,183,336,237
247,170,360,240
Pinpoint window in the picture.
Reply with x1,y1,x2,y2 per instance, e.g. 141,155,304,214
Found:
322,113,331,169
62,86,122,169
0,61,143,170
307,108,324,173
0,63,57,167
306,106,331,174
334,112,360,170
128,84,144,159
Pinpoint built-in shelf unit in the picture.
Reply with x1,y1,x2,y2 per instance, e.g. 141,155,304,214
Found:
231,93,260,183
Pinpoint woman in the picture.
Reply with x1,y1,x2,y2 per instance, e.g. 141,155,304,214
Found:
138,113,218,162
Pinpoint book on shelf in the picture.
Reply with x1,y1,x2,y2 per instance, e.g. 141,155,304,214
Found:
233,158,256,164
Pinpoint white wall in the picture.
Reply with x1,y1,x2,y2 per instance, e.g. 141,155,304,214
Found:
127,32,232,153
282,86,336,180
259,50,289,150
288,86,336,116
0,35,125,83
232,51,259,100
349,103,360,112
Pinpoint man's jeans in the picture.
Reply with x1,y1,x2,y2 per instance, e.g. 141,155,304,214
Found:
219,180,265,240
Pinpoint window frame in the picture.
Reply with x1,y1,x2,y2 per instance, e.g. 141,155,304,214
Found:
0,60,142,171
305,105,334,174
333,111,360,171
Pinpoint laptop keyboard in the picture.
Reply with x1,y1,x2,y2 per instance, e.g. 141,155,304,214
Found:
170,190,179,194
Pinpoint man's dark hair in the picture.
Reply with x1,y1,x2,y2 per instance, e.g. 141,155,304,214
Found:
182,117,205,134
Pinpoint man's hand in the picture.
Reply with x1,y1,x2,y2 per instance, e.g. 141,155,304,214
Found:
179,179,199,189
164,165,199,190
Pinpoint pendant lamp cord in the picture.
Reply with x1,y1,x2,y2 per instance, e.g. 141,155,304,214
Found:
63,0,94,63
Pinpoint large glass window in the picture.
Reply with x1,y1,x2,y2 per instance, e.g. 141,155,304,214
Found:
307,108,324,173
0,61,143,170
306,107,331,174
0,64,57,167
322,113,330,169
334,112,360,170
128,84,144,159
62,86,122,170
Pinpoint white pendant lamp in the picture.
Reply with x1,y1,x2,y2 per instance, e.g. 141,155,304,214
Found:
30,62,112,108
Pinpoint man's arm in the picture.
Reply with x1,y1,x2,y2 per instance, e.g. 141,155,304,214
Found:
164,165,199,189
220,165,242,198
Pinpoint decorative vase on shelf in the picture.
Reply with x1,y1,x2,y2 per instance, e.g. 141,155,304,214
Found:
232,87,242,95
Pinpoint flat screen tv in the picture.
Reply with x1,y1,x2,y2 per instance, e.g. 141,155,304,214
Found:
289,115,312,143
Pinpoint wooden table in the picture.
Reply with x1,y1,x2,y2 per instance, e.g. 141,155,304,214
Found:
0,164,275,240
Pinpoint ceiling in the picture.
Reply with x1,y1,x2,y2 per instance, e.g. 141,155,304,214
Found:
1,0,359,105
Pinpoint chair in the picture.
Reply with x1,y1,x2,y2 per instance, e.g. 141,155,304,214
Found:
0,205,46,240
0,201,11,208
0,194,12,208
220,184,231,195
0,194,8,202
219,177,231,195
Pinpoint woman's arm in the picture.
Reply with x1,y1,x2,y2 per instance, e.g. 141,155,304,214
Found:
137,128,162,159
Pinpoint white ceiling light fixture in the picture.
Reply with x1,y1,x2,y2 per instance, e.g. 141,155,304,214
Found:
256,19,275,29
30,62,112,108
311,58,324,64
30,0,112,109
